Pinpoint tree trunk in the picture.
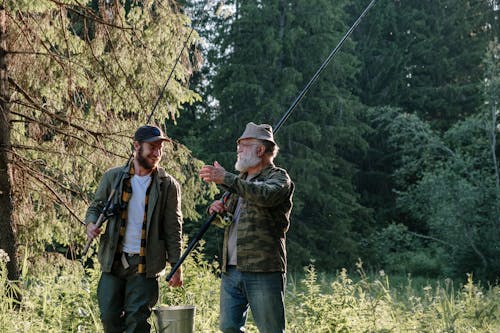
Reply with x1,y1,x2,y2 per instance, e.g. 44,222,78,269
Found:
0,4,20,282
487,41,499,229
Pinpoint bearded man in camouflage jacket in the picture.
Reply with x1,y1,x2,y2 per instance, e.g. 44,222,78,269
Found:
200,122,295,333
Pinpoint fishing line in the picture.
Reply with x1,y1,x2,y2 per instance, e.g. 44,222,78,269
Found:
274,0,377,133
82,2,211,255
166,0,378,280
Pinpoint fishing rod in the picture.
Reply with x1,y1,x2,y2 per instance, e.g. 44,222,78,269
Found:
82,21,196,256
166,0,377,281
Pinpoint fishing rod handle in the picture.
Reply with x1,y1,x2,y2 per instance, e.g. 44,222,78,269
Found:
165,191,231,280
81,214,105,256
82,189,117,256
166,212,217,281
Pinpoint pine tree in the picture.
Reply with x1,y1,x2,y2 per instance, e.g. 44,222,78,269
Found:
356,0,495,131
201,0,373,270
0,4,19,283
353,0,496,255
2,0,206,272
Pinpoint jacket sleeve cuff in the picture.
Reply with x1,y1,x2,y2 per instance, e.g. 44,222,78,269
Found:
222,172,238,189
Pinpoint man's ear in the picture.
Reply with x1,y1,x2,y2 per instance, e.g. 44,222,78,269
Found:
133,141,140,152
257,145,265,157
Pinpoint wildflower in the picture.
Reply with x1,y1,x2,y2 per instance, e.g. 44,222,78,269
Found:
78,307,89,317
0,249,10,263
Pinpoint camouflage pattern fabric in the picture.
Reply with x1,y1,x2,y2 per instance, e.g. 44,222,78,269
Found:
219,164,294,273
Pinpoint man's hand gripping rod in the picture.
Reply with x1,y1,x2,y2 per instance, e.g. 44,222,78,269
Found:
82,157,132,256
82,190,117,255
166,0,377,281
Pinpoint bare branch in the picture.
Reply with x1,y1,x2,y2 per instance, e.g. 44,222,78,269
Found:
9,108,128,160
405,230,455,249
9,77,106,136
49,0,133,31
11,143,104,170
102,25,146,111
84,21,128,107
11,154,85,225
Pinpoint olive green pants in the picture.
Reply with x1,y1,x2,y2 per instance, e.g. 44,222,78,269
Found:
97,254,159,333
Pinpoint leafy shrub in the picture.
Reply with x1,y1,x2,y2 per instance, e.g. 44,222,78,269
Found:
1,248,498,332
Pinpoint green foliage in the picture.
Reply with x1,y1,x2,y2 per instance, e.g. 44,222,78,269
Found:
182,0,373,271
156,239,222,332
355,0,495,131
174,0,498,280
5,0,499,290
387,76,500,279
287,261,500,332
0,251,102,332
360,69,500,280
367,223,442,276
6,0,210,257
1,250,499,332
5,0,55,12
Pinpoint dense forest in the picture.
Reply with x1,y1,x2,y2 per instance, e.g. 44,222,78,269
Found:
0,0,498,286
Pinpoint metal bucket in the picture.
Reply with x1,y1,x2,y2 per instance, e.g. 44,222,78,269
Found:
153,305,196,333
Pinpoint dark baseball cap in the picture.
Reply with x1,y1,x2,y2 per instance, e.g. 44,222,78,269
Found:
134,125,169,143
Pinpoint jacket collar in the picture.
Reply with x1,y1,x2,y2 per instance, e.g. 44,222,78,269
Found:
240,162,275,180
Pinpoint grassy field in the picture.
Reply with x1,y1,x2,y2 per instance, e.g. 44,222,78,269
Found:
0,247,498,332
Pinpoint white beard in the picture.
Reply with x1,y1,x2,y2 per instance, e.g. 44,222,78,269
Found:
235,149,261,172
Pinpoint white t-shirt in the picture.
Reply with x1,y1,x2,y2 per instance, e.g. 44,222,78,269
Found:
122,174,151,254
227,174,255,265
227,197,242,265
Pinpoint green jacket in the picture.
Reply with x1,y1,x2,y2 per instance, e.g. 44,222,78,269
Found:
85,165,183,278
220,163,294,273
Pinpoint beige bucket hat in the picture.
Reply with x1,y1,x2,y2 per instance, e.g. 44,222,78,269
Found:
237,122,276,145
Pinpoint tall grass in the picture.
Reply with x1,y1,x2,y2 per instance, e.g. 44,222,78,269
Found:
0,249,102,333
1,248,498,332
286,261,499,332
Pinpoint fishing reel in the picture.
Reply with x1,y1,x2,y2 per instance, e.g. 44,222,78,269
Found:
102,202,127,220
213,212,233,228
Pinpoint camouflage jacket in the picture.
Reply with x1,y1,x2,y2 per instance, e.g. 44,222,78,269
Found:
219,163,294,273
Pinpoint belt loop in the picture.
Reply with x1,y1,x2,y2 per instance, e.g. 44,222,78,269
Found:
121,252,130,269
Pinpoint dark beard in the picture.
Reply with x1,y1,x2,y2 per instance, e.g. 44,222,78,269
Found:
136,146,154,170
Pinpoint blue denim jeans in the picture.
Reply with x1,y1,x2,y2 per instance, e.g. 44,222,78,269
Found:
97,255,159,333
219,266,286,333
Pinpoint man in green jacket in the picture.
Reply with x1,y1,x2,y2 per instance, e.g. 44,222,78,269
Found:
85,125,183,333
199,122,294,333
